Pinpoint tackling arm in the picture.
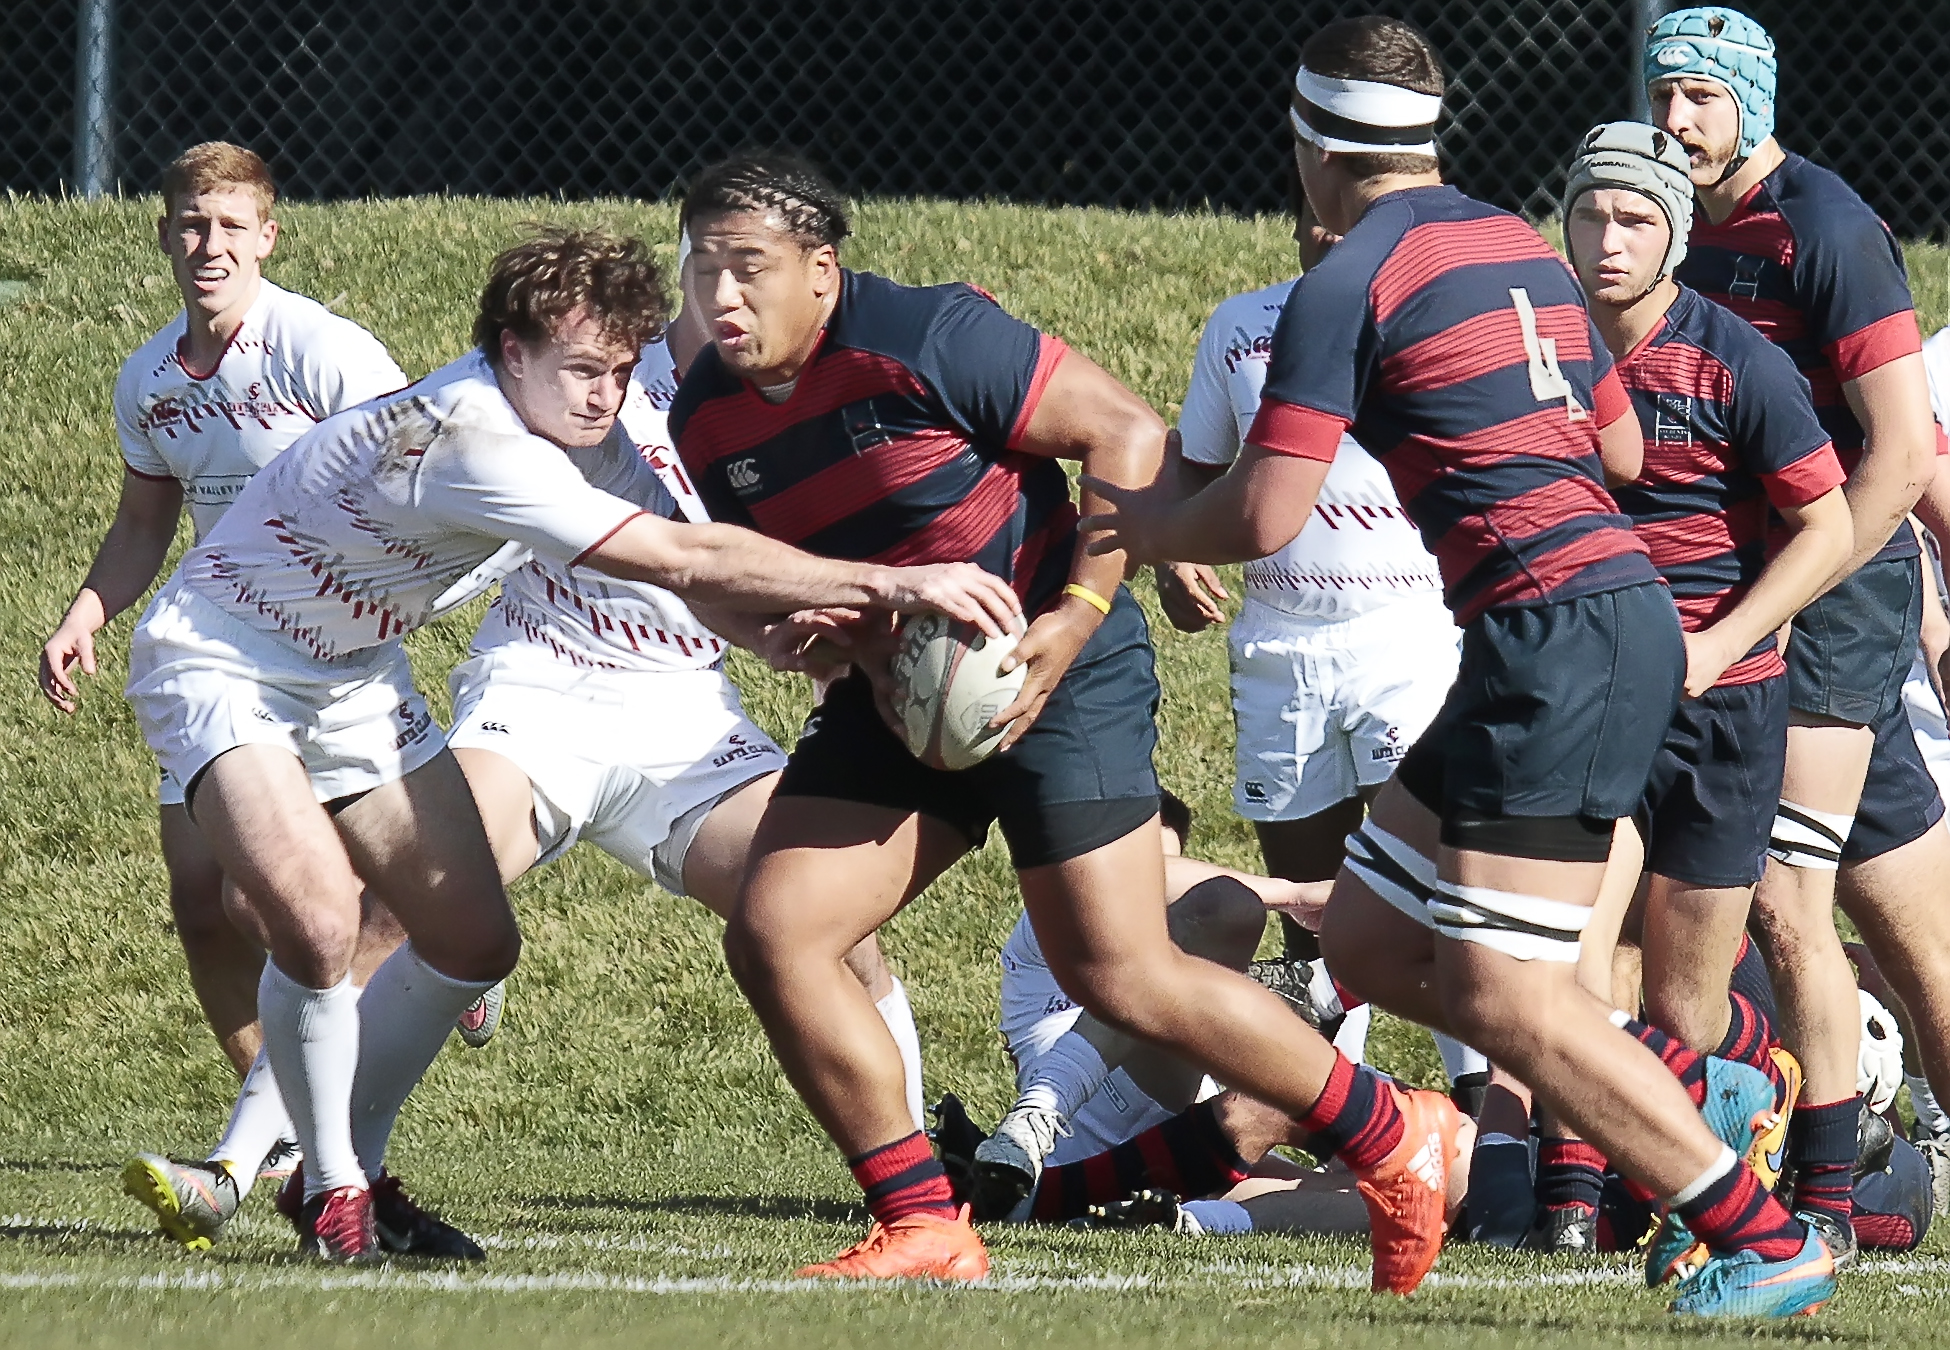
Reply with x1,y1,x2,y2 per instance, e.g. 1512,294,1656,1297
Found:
581,513,1021,635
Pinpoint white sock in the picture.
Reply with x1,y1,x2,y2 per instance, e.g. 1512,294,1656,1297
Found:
1908,1074,1950,1137
1333,1002,1373,1064
258,963,364,1198
1017,1032,1108,1122
1669,1144,1738,1207
1436,1033,1489,1083
1180,1198,1254,1234
207,1047,296,1199
874,977,927,1133
350,943,496,1179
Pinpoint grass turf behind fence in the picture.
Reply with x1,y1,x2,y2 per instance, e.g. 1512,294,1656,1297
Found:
0,194,1946,1345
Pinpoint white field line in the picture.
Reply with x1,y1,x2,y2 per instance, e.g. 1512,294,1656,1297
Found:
3,1215,1949,1297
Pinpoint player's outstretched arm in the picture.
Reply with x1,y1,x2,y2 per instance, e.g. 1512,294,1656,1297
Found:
39,469,184,712
581,513,1021,635
1082,442,1331,568
1837,353,1938,584
1681,486,1853,697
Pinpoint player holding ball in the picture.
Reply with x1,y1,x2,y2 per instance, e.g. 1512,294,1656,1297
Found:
674,151,1468,1289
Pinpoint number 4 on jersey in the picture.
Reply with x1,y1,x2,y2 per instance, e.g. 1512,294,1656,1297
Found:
1509,287,1588,423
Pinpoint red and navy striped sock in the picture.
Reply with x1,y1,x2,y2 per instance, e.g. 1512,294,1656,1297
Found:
1677,1159,1808,1261
1715,991,1789,1101
1535,1138,1607,1216
849,1132,957,1225
1615,1014,1707,1108
1295,1052,1404,1171
1030,1100,1250,1222
1789,1097,1859,1226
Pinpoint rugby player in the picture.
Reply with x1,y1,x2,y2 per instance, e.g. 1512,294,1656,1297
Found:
116,330,934,1252
1545,123,1852,1259
34,143,427,1237
674,151,1467,1291
1649,7,1950,1263
1085,18,1834,1316
121,227,1020,1261
972,791,1357,1216
1159,193,1486,1102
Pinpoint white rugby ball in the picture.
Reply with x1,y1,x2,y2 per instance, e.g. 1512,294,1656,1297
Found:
889,611,1028,770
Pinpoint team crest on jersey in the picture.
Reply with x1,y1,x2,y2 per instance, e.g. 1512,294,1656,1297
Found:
1653,393,1695,443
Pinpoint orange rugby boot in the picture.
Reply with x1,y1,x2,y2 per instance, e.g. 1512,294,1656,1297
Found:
796,1204,990,1282
1356,1084,1465,1294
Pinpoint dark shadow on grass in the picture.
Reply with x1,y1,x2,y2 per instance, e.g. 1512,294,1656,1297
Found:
0,1221,163,1246
0,1158,117,1174
1377,1298,1871,1343
523,1193,861,1223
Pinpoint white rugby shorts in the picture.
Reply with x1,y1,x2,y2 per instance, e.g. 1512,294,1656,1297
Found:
1229,596,1459,821
445,649,785,895
127,583,441,806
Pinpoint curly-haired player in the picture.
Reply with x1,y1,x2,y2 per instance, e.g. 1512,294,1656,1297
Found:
120,227,1021,1261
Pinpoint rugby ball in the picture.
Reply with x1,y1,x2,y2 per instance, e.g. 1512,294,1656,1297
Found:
889,611,1028,770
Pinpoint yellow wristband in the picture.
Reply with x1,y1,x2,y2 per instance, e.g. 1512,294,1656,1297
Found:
1063,583,1113,615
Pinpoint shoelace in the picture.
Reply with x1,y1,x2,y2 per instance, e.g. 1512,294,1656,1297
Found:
1007,1107,1069,1160
314,1190,371,1253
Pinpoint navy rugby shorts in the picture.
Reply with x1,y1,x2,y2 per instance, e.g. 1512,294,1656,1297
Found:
1395,582,1684,830
1637,675,1786,889
777,585,1161,869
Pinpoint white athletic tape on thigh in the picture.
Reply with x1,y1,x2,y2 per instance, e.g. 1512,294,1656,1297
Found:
1766,800,1853,871
1428,881,1590,963
1342,823,1438,930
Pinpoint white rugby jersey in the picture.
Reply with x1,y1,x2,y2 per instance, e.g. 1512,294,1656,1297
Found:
178,350,662,661
1180,279,1442,620
470,340,728,674
114,280,407,541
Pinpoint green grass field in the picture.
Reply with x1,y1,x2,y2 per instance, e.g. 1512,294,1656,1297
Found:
2,193,1949,1347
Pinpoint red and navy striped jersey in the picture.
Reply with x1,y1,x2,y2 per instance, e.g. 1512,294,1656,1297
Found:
1676,152,1927,562
1610,287,1846,686
1248,185,1654,624
670,270,1074,609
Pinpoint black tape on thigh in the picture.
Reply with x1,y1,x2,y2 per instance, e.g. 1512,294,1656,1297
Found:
1441,813,1613,863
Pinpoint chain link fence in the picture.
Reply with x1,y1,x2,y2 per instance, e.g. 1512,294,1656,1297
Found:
6,2,1949,237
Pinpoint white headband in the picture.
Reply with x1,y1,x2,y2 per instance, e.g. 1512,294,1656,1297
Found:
1290,68,1441,156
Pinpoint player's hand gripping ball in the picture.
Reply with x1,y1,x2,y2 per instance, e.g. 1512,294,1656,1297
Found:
1858,988,1905,1116
890,610,1027,770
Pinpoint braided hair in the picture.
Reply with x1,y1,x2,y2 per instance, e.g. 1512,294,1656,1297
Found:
680,150,851,252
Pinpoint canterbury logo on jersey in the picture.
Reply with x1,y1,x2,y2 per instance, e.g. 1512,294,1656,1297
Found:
726,458,762,492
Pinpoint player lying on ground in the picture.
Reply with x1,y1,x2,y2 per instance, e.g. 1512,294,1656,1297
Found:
673,149,1467,1291
968,790,1355,1218
121,227,1019,1262
1012,945,1933,1251
1083,16,1834,1317
1156,191,1487,1109
1649,8,1950,1264
119,334,933,1250
1523,121,1853,1262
